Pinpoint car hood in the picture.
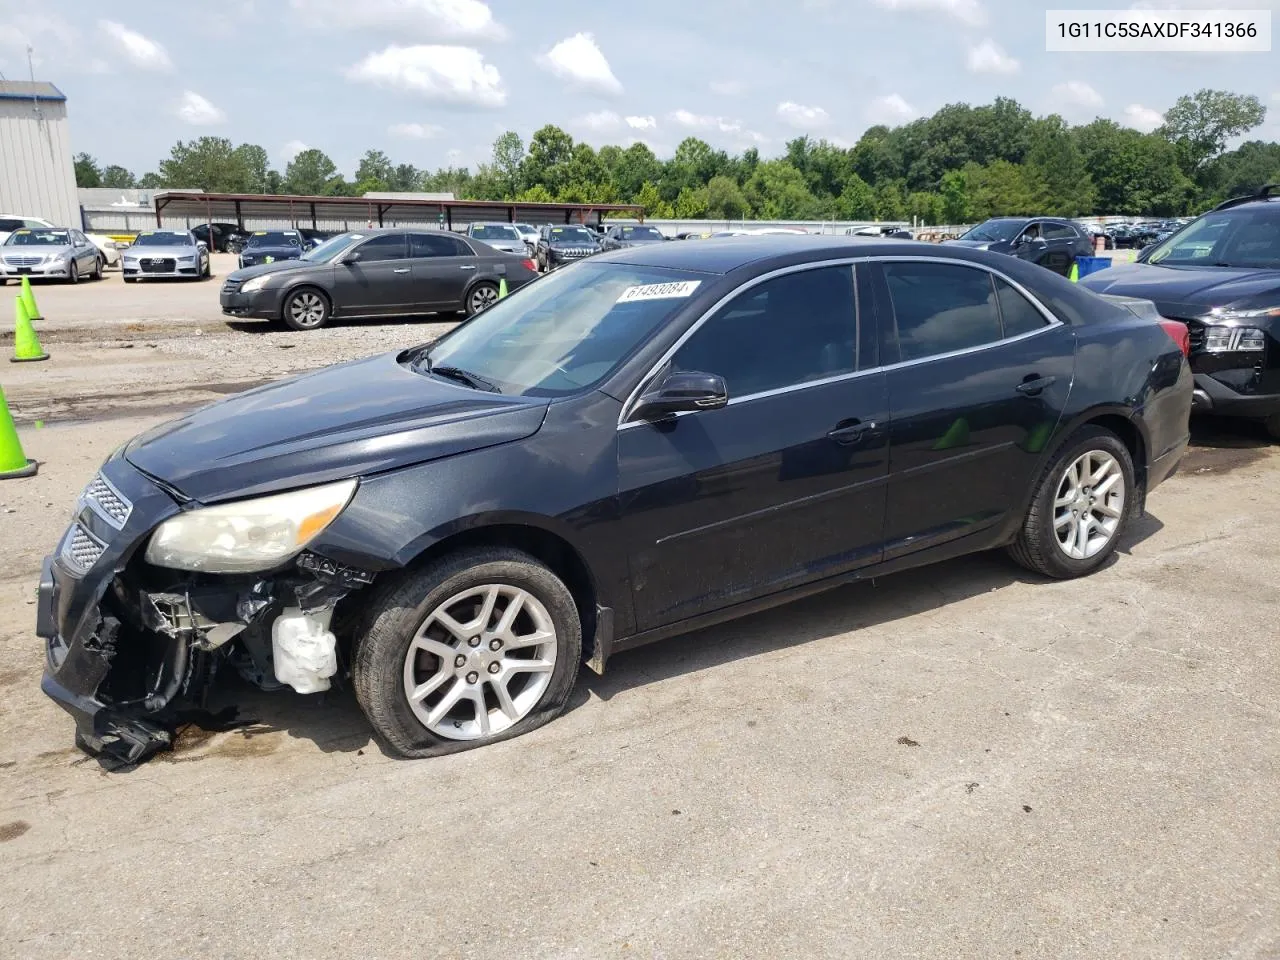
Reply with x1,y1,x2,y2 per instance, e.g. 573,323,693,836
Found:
124,351,550,502
228,260,320,282
614,238,666,247
1078,262,1280,317
240,245,303,257
1,244,73,258
123,245,198,258
944,239,1002,250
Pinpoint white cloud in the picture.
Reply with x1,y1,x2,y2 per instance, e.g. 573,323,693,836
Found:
1050,81,1104,109
280,140,309,162
288,0,503,39
577,110,621,132
1124,103,1165,132
866,93,917,125
873,0,986,26
388,122,443,138
446,148,463,161
777,101,830,129
626,115,657,130
710,79,743,96
345,45,505,107
671,108,741,133
175,91,225,126
98,20,171,70
967,38,1019,74
536,32,622,95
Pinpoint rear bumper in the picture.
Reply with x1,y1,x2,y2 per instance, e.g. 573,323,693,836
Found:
1190,372,1280,418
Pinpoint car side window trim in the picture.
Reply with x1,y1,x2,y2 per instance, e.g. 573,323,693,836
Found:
618,254,1064,430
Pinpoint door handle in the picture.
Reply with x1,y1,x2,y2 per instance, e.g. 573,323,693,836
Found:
1015,375,1056,396
459,264,477,270
827,419,876,445
393,268,410,274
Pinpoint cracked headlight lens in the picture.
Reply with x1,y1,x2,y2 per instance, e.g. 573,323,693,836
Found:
144,480,356,573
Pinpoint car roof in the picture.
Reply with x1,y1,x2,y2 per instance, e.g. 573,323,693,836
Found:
595,234,975,273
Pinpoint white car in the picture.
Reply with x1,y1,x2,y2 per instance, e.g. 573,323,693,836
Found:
85,234,123,267
511,222,540,255
0,214,55,246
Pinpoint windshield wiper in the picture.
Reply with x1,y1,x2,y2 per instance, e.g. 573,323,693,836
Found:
431,365,501,393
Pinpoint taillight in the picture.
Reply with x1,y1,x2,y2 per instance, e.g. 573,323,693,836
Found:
1159,319,1190,357
522,258,537,273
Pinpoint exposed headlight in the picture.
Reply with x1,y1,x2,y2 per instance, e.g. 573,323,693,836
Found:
1209,305,1280,321
1201,324,1267,353
143,479,356,573
240,274,273,294
123,256,138,264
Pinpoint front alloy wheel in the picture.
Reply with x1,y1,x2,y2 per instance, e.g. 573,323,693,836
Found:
353,547,582,758
466,282,499,316
282,289,329,331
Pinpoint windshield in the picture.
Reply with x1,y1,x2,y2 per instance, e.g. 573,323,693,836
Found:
471,224,520,241
246,231,301,248
960,219,1026,242
134,232,192,247
548,226,595,243
1144,207,1280,268
418,262,707,398
5,229,69,246
301,233,363,262
513,223,536,234
622,226,664,241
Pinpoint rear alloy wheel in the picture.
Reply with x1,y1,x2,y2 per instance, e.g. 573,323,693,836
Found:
1008,426,1133,579
466,281,500,316
353,547,582,758
282,288,329,331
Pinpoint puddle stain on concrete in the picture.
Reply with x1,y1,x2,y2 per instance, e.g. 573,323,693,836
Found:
0,821,30,842
159,722,280,764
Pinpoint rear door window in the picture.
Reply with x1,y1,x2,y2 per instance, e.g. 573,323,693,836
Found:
881,262,1003,363
410,233,471,258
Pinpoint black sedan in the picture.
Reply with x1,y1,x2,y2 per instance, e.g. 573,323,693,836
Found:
1081,187,1280,439
947,217,1095,276
237,229,308,269
220,229,539,330
599,223,668,251
38,236,1192,764
535,224,601,272
190,222,247,253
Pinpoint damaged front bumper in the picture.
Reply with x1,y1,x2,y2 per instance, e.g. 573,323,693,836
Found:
37,456,372,765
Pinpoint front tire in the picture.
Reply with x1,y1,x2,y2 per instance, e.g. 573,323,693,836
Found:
353,547,583,759
281,287,330,331
1008,426,1134,579
68,261,79,284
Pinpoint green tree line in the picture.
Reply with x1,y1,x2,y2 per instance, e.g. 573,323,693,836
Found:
75,88,1276,224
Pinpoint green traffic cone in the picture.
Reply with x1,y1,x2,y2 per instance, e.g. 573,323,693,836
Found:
1068,261,1079,283
498,278,509,299
0,386,37,478
12,297,49,363
19,276,41,320
932,417,970,451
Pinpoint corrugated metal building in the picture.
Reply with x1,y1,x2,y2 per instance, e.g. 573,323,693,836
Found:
0,81,79,228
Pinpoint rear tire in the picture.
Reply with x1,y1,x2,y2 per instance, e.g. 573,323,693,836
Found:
1008,426,1134,579
353,547,582,759
281,287,330,331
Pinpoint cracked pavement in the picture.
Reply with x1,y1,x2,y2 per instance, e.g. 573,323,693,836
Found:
1,404,1278,957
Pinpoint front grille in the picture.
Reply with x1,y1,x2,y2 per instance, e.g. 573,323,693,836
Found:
556,247,594,259
84,474,131,528
140,258,175,273
4,256,43,267
61,523,107,572
1179,318,1205,352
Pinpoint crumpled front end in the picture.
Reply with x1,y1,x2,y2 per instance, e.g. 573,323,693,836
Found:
37,456,372,765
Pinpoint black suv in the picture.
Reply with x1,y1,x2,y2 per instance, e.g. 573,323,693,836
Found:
948,217,1095,276
1081,185,1280,439
40,236,1192,763
535,224,601,272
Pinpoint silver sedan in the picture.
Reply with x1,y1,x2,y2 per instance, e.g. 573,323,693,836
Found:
121,229,211,282
0,227,104,284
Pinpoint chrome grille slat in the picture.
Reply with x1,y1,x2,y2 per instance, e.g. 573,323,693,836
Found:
84,473,132,528
62,523,107,571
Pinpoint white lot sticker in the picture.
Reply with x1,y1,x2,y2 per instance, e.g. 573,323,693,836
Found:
616,280,702,303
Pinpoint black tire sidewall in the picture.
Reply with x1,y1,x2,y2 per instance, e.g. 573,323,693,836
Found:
354,549,582,758
1028,428,1134,578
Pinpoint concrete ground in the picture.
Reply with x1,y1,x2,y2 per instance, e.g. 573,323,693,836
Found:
1,265,1277,959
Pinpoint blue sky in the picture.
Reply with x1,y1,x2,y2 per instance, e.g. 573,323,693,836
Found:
1,0,1277,177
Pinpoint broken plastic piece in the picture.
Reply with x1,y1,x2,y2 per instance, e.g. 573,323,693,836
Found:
271,606,337,694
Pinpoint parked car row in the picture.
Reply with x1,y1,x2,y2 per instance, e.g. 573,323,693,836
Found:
946,217,1095,277
38,231,1198,764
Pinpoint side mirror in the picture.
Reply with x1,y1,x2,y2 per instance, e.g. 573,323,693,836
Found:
337,251,362,265
631,371,728,421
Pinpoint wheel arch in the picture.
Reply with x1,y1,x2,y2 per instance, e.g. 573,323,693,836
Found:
1043,405,1150,505
396,515,604,662
279,282,333,320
